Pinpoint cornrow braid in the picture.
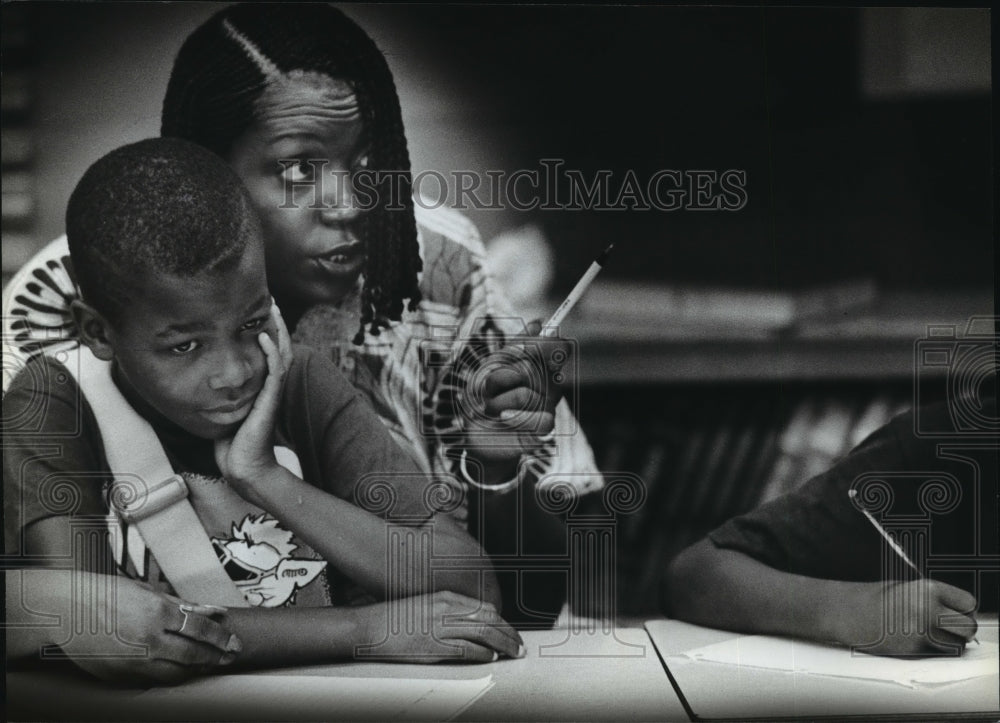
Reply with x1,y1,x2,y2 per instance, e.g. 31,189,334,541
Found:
161,3,422,343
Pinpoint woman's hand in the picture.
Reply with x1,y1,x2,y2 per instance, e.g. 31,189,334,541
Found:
461,321,572,481
355,591,525,663
214,302,293,496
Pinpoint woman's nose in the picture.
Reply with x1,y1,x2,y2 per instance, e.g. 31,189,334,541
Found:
319,171,363,225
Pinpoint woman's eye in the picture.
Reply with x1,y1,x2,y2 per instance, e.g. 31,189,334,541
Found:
170,340,199,355
353,153,370,171
280,160,314,183
241,318,266,333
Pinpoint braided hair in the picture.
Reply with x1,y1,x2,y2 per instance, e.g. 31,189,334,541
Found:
161,3,422,343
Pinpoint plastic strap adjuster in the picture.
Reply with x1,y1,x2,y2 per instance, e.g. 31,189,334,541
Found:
111,474,189,523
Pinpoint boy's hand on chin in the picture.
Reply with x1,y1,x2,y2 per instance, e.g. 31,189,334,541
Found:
215,303,293,499
836,579,978,657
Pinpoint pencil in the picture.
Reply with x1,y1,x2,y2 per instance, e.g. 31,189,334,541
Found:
539,244,614,338
849,489,922,575
849,489,979,645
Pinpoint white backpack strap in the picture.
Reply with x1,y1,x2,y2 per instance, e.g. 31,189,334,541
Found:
65,346,249,607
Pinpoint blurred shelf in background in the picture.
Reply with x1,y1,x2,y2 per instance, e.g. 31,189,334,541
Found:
561,285,993,382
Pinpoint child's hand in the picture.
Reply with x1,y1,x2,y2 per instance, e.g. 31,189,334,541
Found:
837,579,978,656
214,303,293,497
463,321,572,475
66,577,241,685
270,300,294,371
357,591,525,663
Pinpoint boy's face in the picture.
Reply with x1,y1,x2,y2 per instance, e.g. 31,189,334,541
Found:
107,239,275,440
227,72,369,310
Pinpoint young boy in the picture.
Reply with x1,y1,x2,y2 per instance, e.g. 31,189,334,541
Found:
3,138,522,685
664,391,996,657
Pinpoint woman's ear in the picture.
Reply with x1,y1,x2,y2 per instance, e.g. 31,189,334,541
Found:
70,300,116,361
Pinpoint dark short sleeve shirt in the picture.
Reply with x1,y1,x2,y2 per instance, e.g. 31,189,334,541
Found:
708,395,998,611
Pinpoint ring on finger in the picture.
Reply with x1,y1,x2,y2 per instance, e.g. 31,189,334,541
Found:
177,603,194,634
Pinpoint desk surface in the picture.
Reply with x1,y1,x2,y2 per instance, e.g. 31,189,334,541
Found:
6,627,688,723
647,615,1000,721
11,620,998,722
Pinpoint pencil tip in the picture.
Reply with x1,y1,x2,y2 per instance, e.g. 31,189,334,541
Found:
597,243,614,265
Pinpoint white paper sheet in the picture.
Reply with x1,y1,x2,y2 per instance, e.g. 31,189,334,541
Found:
136,673,495,721
679,636,999,689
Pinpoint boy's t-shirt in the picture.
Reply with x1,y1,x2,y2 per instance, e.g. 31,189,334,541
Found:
708,394,998,611
3,343,431,608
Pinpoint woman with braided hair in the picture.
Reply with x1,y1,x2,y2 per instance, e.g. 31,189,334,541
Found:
3,3,603,631
160,3,422,343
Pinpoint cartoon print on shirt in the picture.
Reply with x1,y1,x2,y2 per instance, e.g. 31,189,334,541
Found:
212,513,327,607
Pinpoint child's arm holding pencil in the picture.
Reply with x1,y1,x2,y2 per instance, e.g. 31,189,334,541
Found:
664,535,979,656
664,400,986,658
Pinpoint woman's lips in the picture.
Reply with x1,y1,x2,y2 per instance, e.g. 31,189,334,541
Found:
312,242,365,275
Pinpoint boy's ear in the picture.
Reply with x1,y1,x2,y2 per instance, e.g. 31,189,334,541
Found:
70,300,116,361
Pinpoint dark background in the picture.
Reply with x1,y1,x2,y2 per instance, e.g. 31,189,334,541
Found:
355,4,993,292
2,4,993,293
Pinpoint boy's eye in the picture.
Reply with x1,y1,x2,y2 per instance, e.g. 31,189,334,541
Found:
171,340,199,355
241,317,266,333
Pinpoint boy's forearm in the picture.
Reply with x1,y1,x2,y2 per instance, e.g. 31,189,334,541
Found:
5,569,64,658
424,518,504,609
246,466,501,607
664,538,848,644
7,568,429,669
247,466,392,591
6,569,507,673
221,605,366,667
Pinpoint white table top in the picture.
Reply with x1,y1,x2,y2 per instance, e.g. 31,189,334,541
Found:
6,626,689,722
646,615,1000,721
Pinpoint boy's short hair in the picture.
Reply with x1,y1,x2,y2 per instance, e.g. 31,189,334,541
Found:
66,137,259,327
